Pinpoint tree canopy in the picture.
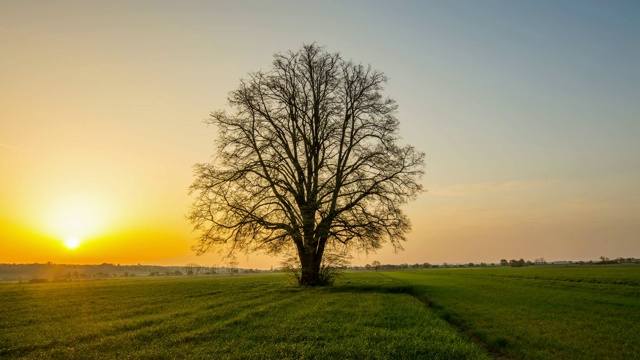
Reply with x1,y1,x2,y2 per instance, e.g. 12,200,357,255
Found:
189,44,424,285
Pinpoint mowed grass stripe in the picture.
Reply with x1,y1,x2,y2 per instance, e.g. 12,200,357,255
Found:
383,266,640,360
0,273,488,359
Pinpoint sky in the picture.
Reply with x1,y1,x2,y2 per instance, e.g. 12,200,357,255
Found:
1,0,638,268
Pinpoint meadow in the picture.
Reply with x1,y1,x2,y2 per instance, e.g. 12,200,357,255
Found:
384,265,640,359
0,273,486,359
1,266,638,359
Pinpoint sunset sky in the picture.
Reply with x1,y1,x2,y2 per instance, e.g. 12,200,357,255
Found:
1,1,638,269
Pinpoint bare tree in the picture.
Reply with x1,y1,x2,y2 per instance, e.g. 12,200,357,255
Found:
371,260,381,272
201,265,210,275
189,44,424,286
184,263,197,276
227,255,238,276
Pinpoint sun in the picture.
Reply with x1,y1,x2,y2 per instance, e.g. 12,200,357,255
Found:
44,195,109,251
64,237,82,249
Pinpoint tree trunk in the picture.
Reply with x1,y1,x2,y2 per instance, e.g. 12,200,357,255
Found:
298,249,323,286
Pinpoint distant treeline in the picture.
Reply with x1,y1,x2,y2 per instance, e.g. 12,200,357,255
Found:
0,262,269,282
354,256,639,271
2,257,638,282
498,256,640,268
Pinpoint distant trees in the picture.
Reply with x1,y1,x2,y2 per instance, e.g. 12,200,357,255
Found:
185,263,202,276
188,44,424,286
0,263,277,281
371,260,381,272
509,259,526,268
498,258,550,267
227,256,239,276
597,256,621,265
184,264,193,276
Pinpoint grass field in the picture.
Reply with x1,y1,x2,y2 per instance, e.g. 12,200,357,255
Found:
384,265,640,360
0,273,487,359
1,266,638,359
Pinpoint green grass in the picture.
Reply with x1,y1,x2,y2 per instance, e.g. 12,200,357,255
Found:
0,273,488,359
383,265,640,360
3,266,638,359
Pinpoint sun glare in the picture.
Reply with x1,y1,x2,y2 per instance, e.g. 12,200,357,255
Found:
41,193,114,249
64,237,81,249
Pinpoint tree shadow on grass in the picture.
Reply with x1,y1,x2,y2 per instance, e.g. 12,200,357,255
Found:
283,281,507,358
324,283,416,295
323,282,468,331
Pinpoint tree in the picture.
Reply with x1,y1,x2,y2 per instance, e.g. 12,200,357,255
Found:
189,44,424,286
509,259,526,268
500,259,509,266
185,263,199,276
227,255,238,276
371,260,381,272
